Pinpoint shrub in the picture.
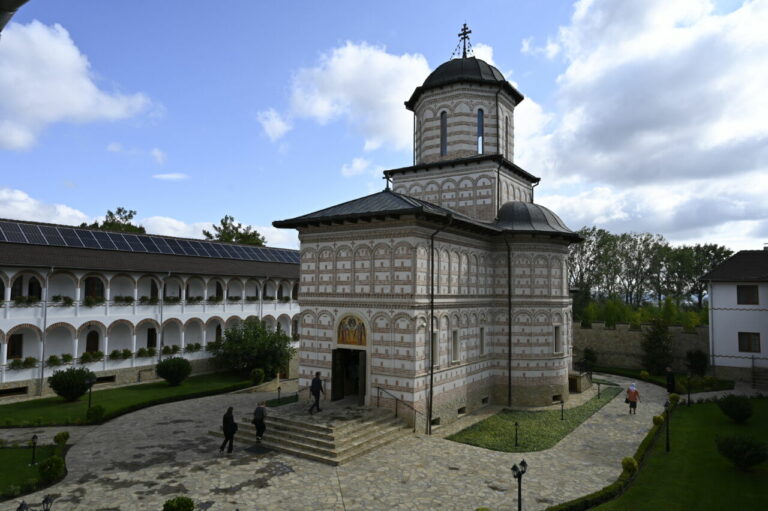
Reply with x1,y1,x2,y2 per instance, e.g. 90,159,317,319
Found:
62,296,74,306
163,496,195,511
136,347,150,358
653,415,664,426
83,295,105,307
280,296,291,302
621,456,638,476
156,357,192,386
38,455,66,483
639,370,650,380
209,319,295,377
121,349,133,359
185,343,201,353
245,295,259,302
582,348,597,371
80,351,93,364
109,349,123,360
186,296,203,304
22,356,37,368
47,354,62,367
669,393,680,406
716,434,768,471
164,296,181,304
8,358,24,370
641,318,673,375
718,395,753,424
113,295,124,303
147,347,157,357
162,345,173,355
52,294,62,302
48,367,97,401
686,349,709,377
61,353,73,363
250,367,265,385
87,404,106,423
54,431,70,446
227,295,241,301
171,344,181,354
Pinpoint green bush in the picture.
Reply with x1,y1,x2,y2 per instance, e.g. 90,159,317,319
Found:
653,415,664,426
121,348,133,359
83,295,105,307
38,455,66,483
7,358,24,370
716,434,768,471
209,319,295,377
62,296,74,306
109,349,123,360
156,357,192,386
686,349,709,377
185,343,202,353
639,370,650,380
54,431,70,446
669,393,680,406
48,367,97,401
621,456,638,476
61,353,73,363
582,348,597,370
718,395,752,424
86,404,106,423
250,367,265,385
80,351,94,364
147,347,157,357
47,354,62,367
162,345,173,355
22,356,37,368
136,347,150,358
163,496,195,511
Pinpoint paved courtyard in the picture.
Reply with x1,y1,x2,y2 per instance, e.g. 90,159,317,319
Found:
0,375,707,510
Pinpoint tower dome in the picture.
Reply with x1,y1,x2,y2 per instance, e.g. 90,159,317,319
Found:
495,201,581,241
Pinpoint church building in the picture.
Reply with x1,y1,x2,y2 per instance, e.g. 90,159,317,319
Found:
274,29,581,431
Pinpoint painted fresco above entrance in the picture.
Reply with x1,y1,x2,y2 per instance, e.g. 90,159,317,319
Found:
338,315,366,346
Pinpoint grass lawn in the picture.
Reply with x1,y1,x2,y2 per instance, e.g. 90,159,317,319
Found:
0,446,59,499
0,372,251,427
595,399,768,511
448,386,621,452
593,366,734,393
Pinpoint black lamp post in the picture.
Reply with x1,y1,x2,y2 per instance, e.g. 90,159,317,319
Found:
664,400,671,453
86,373,97,411
42,495,54,511
0,0,30,34
514,421,519,447
686,373,692,407
29,434,38,466
560,399,565,420
511,459,528,511
597,382,601,398
277,386,282,403
16,501,28,511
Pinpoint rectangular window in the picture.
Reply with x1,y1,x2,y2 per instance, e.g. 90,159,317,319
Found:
452,330,459,363
554,326,563,354
147,328,157,348
479,327,485,356
8,334,23,359
737,285,759,305
738,332,761,353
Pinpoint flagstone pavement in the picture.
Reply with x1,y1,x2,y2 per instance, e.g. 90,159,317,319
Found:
1,375,755,511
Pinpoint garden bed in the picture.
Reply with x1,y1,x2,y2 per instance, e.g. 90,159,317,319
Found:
0,445,63,501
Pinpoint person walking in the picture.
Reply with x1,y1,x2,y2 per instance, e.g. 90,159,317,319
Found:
308,371,324,414
253,401,267,442
626,383,640,415
219,406,238,454
665,367,676,393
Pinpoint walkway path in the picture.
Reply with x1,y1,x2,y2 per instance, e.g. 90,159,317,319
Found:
0,375,747,511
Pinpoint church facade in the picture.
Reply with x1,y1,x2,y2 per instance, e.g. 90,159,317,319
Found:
275,44,581,431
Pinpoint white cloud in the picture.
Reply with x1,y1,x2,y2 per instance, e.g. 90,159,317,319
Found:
472,43,496,65
257,108,292,141
341,157,371,177
520,36,560,59
106,142,122,152
0,187,90,225
288,41,430,151
152,173,188,181
516,0,768,251
150,148,166,165
0,21,150,150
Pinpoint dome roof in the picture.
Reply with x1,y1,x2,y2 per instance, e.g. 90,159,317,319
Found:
405,57,524,110
495,201,581,240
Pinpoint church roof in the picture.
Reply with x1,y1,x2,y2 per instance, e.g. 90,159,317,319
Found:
701,250,768,282
495,202,582,241
405,57,524,111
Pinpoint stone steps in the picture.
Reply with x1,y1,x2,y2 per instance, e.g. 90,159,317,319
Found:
209,406,411,465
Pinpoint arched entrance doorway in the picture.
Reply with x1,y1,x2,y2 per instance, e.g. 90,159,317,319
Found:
331,315,367,405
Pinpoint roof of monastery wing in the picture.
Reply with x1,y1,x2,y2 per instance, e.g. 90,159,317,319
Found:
701,250,768,282
405,56,524,110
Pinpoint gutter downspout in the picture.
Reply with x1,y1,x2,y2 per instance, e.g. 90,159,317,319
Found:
531,181,539,203
38,267,53,395
427,214,453,435
708,281,715,378
505,240,513,407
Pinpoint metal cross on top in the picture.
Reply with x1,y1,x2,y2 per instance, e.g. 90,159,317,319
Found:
458,23,472,58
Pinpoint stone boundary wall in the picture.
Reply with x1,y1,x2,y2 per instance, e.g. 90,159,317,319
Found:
572,322,709,372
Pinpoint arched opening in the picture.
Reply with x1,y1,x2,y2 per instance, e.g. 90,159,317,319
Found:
150,280,159,300
85,331,99,353
277,283,284,300
215,324,222,342
292,283,299,300
83,276,104,299
477,109,484,154
27,276,42,300
10,276,23,299
440,111,448,156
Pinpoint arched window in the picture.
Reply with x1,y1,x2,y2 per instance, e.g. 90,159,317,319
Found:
84,277,104,298
150,280,159,300
505,115,509,157
477,109,484,154
27,277,42,300
10,277,22,299
215,324,222,342
147,327,157,348
292,283,299,300
215,281,223,300
86,330,99,353
440,111,448,156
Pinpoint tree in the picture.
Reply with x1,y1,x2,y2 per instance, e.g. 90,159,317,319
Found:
203,215,265,246
641,318,674,375
81,207,146,233
688,243,733,308
208,319,295,377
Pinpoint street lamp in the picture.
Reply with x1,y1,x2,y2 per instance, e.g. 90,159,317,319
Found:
29,434,38,466
511,459,528,511
86,373,97,411
686,372,692,407
664,400,671,453
597,381,601,398
560,399,565,420
514,421,519,447
42,495,55,511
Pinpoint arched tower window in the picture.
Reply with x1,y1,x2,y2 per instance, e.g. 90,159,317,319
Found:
477,109,484,154
504,115,509,157
440,111,448,156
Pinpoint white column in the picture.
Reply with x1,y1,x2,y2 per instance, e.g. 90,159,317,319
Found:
103,333,109,370
3,282,10,320
241,280,246,313
180,329,186,354
133,281,138,315
202,327,207,349
131,332,137,367
75,285,81,318
181,279,186,314
105,278,111,316
1,340,6,383
203,280,208,314
72,334,78,361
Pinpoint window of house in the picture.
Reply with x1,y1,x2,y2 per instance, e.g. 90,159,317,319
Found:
477,109,484,154
452,330,459,363
737,285,759,305
147,327,157,348
215,324,222,342
150,280,159,300
554,325,563,354
738,332,761,353
7,334,23,359
292,284,299,300
84,277,104,299
215,282,223,300
479,327,485,356
27,277,42,300
86,331,99,353
440,111,448,156
10,277,23,299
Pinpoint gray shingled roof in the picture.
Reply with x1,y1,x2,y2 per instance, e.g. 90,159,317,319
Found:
383,154,540,184
496,202,581,241
702,250,768,282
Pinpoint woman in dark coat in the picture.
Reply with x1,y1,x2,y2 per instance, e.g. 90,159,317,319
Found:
219,406,237,454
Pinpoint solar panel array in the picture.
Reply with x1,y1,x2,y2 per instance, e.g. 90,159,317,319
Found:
0,221,300,264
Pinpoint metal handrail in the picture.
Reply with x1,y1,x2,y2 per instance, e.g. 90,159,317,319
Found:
375,386,423,432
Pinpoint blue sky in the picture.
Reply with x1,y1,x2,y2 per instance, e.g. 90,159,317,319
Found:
1,0,767,250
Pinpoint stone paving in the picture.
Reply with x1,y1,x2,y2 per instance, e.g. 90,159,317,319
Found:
0,375,754,511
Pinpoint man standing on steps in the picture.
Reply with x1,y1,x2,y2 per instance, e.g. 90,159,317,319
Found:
309,371,324,414
253,401,267,442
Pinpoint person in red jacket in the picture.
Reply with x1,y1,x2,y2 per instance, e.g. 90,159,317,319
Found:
626,383,640,415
